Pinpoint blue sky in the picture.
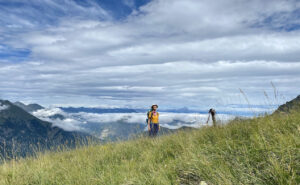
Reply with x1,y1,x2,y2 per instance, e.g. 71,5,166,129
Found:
0,0,151,62
0,0,300,109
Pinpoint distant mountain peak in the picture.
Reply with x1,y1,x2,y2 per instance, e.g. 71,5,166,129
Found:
14,101,26,106
14,101,44,113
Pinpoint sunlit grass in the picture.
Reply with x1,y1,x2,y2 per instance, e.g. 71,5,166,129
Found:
0,111,299,185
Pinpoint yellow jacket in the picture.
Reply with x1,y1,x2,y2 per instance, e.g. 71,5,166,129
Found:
148,111,159,124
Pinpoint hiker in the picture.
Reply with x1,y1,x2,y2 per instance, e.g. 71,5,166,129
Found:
206,108,216,126
147,104,160,137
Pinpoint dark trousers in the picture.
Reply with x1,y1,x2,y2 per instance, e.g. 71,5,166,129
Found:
149,123,159,137
212,116,216,127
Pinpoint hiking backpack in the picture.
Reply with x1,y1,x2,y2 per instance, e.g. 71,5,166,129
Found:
146,110,151,124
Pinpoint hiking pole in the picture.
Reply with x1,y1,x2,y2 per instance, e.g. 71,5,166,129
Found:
206,114,210,125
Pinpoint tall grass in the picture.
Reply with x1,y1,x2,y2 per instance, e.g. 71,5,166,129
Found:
0,111,299,185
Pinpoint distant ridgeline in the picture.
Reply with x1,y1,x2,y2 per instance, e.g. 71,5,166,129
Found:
275,95,300,113
60,107,137,114
0,100,95,160
14,101,44,113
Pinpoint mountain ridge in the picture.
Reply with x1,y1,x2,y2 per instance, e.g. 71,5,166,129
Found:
275,95,300,113
14,101,44,113
0,100,95,159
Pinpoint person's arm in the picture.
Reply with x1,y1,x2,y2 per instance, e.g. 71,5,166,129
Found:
148,113,151,131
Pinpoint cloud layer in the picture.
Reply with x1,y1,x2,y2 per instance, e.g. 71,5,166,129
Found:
32,107,236,132
0,0,300,108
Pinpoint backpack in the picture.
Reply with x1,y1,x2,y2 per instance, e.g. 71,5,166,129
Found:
146,110,152,124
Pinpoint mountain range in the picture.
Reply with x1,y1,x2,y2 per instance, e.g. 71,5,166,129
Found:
0,100,93,159
0,100,188,159
1,95,298,160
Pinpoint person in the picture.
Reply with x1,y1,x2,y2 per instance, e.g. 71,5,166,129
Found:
147,104,160,137
206,108,216,127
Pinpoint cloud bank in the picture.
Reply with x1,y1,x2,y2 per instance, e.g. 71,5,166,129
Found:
33,107,237,132
33,108,84,131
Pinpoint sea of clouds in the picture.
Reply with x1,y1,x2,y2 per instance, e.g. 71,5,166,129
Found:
32,107,244,132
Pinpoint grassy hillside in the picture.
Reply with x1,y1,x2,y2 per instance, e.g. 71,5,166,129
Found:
0,111,299,184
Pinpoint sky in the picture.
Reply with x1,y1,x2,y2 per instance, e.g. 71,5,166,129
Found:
0,0,300,109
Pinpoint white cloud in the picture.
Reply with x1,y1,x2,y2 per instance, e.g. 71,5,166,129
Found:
123,0,135,9
33,107,66,118
50,118,84,132
0,104,9,111
77,112,235,129
33,106,237,131
32,108,84,131
0,0,299,108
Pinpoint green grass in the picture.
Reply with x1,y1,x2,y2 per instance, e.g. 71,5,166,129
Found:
0,112,299,185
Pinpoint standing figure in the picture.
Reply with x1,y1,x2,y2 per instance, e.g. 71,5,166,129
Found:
147,104,160,137
206,108,216,127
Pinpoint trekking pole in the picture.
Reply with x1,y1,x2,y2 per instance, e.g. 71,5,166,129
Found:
206,114,210,125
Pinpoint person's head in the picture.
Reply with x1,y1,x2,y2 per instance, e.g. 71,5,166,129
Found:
209,108,213,112
151,104,158,111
